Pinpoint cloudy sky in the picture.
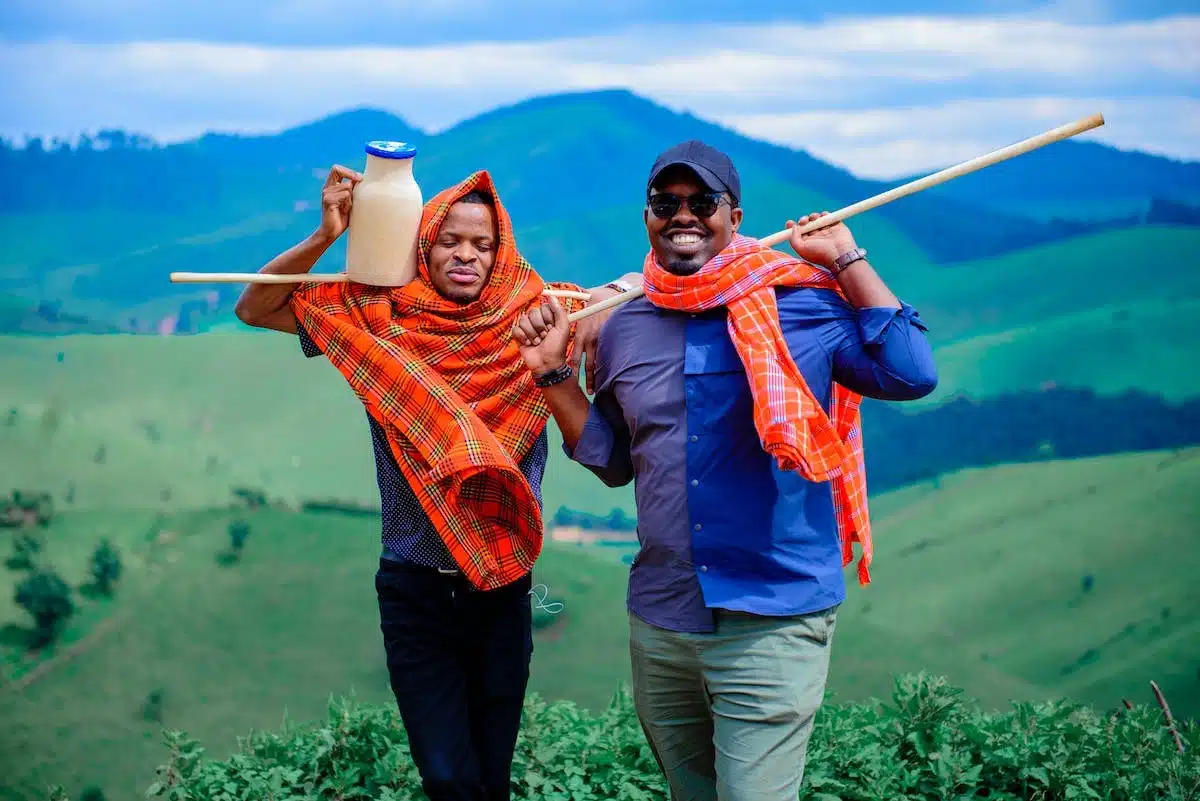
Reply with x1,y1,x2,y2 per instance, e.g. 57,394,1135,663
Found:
2,0,1197,177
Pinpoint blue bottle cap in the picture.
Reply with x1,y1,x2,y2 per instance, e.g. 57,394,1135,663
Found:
364,140,417,159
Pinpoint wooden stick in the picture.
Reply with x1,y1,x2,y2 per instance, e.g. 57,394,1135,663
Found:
756,112,1105,248
1150,680,1187,753
567,112,1104,323
171,272,349,284
543,289,592,301
168,272,590,301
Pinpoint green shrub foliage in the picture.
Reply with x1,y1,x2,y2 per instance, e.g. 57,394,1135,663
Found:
88,538,122,596
15,567,74,647
118,673,1197,800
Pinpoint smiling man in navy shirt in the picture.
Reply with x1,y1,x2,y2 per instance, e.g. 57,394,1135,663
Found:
512,140,938,800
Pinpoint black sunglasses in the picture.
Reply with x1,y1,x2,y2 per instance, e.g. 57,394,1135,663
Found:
647,191,730,220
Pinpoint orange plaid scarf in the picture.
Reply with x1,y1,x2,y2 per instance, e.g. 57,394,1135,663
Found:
642,233,873,585
290,170,586,590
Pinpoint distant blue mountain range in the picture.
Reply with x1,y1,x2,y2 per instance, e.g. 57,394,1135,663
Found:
0,89,1197,333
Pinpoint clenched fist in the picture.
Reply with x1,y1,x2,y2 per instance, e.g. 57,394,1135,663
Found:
785,211,858,270
513,299,572,376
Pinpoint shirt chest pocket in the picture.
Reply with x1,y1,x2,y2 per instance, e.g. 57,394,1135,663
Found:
682,335,753,433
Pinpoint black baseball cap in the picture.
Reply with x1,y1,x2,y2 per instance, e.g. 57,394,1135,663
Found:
647,140,741,205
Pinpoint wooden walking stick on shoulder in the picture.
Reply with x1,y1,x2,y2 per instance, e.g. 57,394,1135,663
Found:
569,112,1105,323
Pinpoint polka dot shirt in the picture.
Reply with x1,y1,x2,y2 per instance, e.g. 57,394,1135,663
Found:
298,323,547,571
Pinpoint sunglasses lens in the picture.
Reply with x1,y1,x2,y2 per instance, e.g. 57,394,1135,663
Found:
648,192,723,219
690,196,719,217
649,196,680,219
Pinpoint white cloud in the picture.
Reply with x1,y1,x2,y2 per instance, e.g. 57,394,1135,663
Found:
1,14,1196,176
723,96,1200,177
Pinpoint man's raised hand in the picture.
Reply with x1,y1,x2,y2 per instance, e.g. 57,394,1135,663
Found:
319,165,363,243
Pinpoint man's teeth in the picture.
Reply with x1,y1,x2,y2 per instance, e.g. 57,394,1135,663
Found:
671,233,702,245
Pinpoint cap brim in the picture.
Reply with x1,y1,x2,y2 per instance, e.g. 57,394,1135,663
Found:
648,160,729,196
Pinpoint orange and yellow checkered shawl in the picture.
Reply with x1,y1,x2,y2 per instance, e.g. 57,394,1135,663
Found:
642,233,873,585
289,170,586,590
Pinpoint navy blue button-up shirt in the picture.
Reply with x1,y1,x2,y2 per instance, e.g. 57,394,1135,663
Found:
565,287,937,633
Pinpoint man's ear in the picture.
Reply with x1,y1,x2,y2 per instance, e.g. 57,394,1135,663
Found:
730,206,744,232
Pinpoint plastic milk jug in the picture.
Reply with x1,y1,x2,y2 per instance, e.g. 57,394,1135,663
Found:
345,141,422,286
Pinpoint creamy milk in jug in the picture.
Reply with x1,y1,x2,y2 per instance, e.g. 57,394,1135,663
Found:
345,140,422,286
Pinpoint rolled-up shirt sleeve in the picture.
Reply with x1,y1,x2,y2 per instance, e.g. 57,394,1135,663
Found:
831,301,938,400
562,392,634,487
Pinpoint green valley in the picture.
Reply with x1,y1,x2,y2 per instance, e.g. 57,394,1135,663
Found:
1,443,1195,798
2,87,1198,801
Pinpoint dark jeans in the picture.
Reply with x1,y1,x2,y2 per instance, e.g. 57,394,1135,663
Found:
375,557,534,801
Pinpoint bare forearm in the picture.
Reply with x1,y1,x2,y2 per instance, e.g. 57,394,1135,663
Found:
584,271,642,300
834,258,900,310
539,378,593,451
234,231,335,332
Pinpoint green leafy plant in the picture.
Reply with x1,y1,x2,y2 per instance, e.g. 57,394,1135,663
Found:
142,688,166,724
217,520,250,566
14,567,74,648
231,487,267,509
5,530,45,570
1,489,54,529
138,674,1198,800
86,538,123,596
229,520,249,552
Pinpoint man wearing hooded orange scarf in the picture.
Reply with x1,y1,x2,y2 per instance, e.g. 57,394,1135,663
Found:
235,163,639,800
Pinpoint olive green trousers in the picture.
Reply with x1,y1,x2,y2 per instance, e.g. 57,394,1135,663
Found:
628,606,838,801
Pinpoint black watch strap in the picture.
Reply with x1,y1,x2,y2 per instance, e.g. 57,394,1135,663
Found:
534,364,574,388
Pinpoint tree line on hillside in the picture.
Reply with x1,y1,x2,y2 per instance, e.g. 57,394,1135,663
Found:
551,506,636,531
0,134,225,214
860,386,1200,493
0,296,126,335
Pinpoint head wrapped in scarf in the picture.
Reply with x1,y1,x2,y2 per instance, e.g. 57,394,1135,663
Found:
291,170,586,589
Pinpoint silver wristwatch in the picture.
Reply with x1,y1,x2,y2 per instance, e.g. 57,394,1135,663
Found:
831,247,867,274
604,279,636,293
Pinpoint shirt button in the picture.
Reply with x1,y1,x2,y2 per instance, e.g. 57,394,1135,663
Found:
690,479,699,487
694,523,702,531
689,435,698,443
699,565,708,572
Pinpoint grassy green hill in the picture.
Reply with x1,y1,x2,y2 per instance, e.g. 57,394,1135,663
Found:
0,332,635,516
847,448,1199,716
888,225,1200,402
904,225,1200,347
1,448,1195,800
920,297,1200,405
4,85,1199,801
0,508,632,801
6,224,1200,508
